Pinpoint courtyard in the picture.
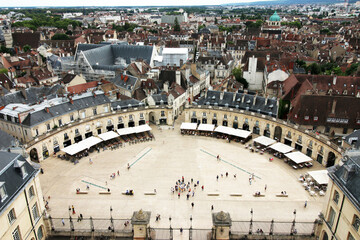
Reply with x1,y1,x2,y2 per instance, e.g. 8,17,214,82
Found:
39,119,326,232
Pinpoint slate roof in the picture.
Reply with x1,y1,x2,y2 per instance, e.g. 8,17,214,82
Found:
110,74,138,91
329,154,360,212
79,44,154,71
0,85,63,107
151,94,168,105
111,98,143,110
344,130,360,149
0,151,37,214
195,90,277,117
21,93,110,127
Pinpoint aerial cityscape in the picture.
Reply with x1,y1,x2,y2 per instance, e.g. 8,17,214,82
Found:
0,1,360,240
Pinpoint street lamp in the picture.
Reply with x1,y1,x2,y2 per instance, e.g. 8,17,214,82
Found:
190,215,193,229
250,208,253,221
249,208,253,234
293,209,297,222
169,216,172,228
110,206,113,219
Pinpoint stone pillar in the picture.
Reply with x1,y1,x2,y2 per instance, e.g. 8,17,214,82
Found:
212,211,232,240
131,209,151,240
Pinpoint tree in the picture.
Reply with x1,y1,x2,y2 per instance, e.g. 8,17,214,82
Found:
23,45,31,52
0,68,8,74
174,17,181,32
51,33,70,40
215,18,218,24
232,67,249,89
307,63,321,75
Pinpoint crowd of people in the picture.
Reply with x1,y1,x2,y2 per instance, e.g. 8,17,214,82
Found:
172,176,204,204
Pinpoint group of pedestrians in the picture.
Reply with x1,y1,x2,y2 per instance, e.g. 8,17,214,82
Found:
172,176,203,208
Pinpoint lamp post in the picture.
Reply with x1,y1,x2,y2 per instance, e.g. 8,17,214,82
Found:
110,206,114,232
169,216,173,240
293,209,296,222
190,215,193,229
249,208,253,234
169,216,172,229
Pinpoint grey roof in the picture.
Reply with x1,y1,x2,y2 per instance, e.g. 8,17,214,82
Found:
344,130,360,149
0,151,37,213
195,90,277,117
0,129,16,150
329,154,360,212
0,85,64,106
110,74,138,91
111,99,143,110
21,93,110,127
151,94,168,105
79,44,154,71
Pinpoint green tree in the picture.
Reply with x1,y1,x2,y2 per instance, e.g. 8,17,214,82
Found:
215,18,218,24
232,67,249,89
0,68,8,74
307,63,321,75
174,17,181,32
51,33,70,40
345,63,359,76
23,44,31,52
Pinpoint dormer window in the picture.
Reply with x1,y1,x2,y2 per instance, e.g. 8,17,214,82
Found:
0,182,8,202
118,117,123,123
304,116,309,121
294,114,298,119
21,166,28,179
314,116,318,121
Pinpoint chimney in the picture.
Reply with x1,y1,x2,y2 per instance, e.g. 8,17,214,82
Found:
45,107,50,113
265,94,268,105
164,81,169,92
93,91,96,98
331,100,337,114
253,92,258,106
176,70,181,86
70,97,74,104
333,76,337,85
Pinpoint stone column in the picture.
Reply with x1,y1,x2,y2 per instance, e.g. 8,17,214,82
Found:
131,209,151,240
212,211,232,240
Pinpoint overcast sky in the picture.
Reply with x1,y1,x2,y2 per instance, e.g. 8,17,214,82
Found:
1,0,271,7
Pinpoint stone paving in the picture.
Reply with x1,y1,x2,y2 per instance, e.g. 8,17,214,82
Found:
39,119,326,233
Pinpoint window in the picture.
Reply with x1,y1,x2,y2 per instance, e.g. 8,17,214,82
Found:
203,112,206,117
7,208,16,224
21,166,27,178
140,113,144,119
352,215,360,231
328,207,336,227
0,183,7,201
161,111,165,117
213,113,217,118
118,117,123,123
35,129,39,136
309,140,313,148
333,190,339,204
47,124,50,131
314,116,318,121
75,129,79,135
104,106,109,113
64,133,69,140
224,114,227,119
81,111,86,119
298,135,302,143
58,119,62,126
70,115,74,121
255,120,259,127
12,226,21,240
25,130,27,136
29,186,35,199
287,131,291,138
32,203,40,221
304,116,309,120
129,115,134,121
192,111,196,117
37,227,44,240
93,108,97,115
348,232,355,240
107,119,112,125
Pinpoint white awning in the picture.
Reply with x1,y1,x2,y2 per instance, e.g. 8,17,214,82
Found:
98,131,120,141
253,136,277,147
198,124,215,131
117,127,135,136
269,142,294,154
180,122,197,130
133,124,152,133
62,144,87,156
308,170,329,185
215,126,251,139
79,136,103,149
285,151,313,164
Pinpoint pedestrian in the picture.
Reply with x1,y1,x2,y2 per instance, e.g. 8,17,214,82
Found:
226,172,228,177
154,189,157,193
178,193,180,199
127,163,130,170
105,181,107,185
187,193,189,200
304,201,307,208
72,205,75,214
80,214,83,220
211,205,214,211
89,158,93,164
86,185,89,190
191,178,193,183
217,155,219,161
201,185,204,191
192,191,195,197
77,216,81,222
191,202,194,208
117,170,120,176
221,174,223,178
216,175,219,181
265,184,267,191
62,218,65,226
249,178,252,185
180,228,183,234
197,180,199,185
234,174,236,179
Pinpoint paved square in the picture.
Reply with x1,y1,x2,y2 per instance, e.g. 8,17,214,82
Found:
40,120,325,231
